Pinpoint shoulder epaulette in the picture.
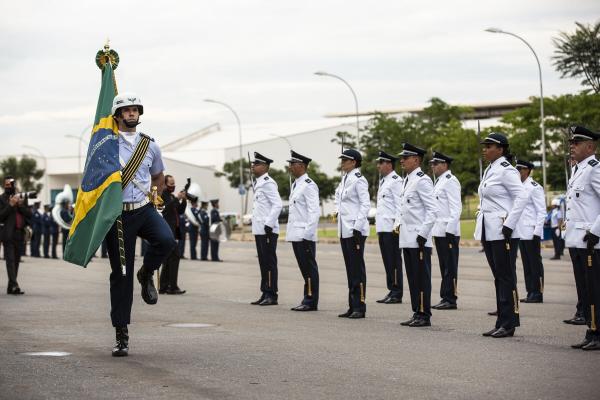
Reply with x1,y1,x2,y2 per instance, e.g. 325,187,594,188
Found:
446,174,451,179
589,159,599,167
392,175,398,179
139,133,155,142
355,172,362,178
416,171,425,177
531,181,538,187
305,178,312,183
264,176,269,180
501,161,509,167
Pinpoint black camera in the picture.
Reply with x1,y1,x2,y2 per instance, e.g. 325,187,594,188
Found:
17,191,37,199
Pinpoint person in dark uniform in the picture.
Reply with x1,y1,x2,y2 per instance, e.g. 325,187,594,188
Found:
49,209,59,259
398,144,439,327
159,174,187,295
210,199,223,262
374,151,403,304
286,150,320,312
564,126,600,350
0,176,32,295
30,201,42,257
178,213,187,259
59,201,73,255
105,92,177,357
41,204,51,259
335,149,370,319
199,201,210,261
250,153,283,305
476,132,529,338
188,200,200,260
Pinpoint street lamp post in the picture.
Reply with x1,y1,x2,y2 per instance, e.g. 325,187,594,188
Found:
204,99,245,236
485,28,547,191
314,71,361,150
22,145,49,204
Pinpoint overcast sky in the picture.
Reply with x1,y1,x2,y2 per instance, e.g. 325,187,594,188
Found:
0,0,598,158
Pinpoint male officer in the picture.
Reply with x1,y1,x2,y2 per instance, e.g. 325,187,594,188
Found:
514,159,546,304
199,201,210,261
159,174,186,295
374,151,403,304
189,199,200,260
41,204,51,259
336,149,370,319
564,126,600,350
250,153,283,306
106,92,176,357
210,199,223,262
430,151,462,310
549,199,564,260
30,201,42,257
49,208,59,259
398,144,439,327
286,150,320,311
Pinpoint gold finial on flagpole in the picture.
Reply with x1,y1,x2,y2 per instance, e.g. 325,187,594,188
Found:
96,39,119,71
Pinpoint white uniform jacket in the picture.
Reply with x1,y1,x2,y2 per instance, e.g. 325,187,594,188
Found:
286,173,320,242
514,177,546,240
252,173,283,235
474,156,529,241
375,171,403,233
399,167,439,248
565,155,600,249
335,168,370,239
431,170,462,237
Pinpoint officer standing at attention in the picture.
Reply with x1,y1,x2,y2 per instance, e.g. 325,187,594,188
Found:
398,143,438,327
430,151,462,310
335,149,370,319
286,150,320,312
564,126,600,351
374,151,404,304
199,201,210,261
41,204,51,259
189,199,200,260
514,159,546,304
209,199,223,262
49,208,59,259
250,153,283,306
30,201,42,258
106,92,176,357
476,132,529,338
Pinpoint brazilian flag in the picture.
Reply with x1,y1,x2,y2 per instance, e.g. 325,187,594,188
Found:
63,49,123,267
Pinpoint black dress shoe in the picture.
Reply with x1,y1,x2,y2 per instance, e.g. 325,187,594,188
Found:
7,287,25,295
400,317,415,326
488,310,498,316
491,327,515,338
251,296,265,305
571,338,592,349
338,310,352,318
112,327,129,357
291,304,317,311
166,288,186,295
432,301,444,309
376,295,390,303
383,297,402,304
435,302,457,310
136,266,158,305
200,258,208,261
258,297,278,306
409,318,431,327
347,311,365,319
482,327,499,337
159,288,168,294
582,339,600,351
521,297,543,303
564,316,587,325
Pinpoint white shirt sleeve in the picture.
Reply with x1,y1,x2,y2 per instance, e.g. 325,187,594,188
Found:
352,178,371,230
417,177,439,238
590,166,600,236
532,185,547,238
304,183,321,240
446,178,462,235
264,182,283,228
503,168,529,230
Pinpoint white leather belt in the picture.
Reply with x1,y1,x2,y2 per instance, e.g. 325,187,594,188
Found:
123,198,150,211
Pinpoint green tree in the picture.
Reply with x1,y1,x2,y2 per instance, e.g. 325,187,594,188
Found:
0,156,44,193
553,21,600,94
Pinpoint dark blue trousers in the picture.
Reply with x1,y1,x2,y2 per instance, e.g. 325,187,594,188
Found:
378,232,403,299
30,229,41,257
404,247,432,319
200,233,209,260
291,240,319,307
340,236,367,313
189,227,198,259
106,204,176,327
42,231,50,258
255,234,278,298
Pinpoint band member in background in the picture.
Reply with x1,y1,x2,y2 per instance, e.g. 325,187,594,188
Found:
30,201,42,258
41,204,51,259
199,201,210,261
189,199,200,260
210,199,223,262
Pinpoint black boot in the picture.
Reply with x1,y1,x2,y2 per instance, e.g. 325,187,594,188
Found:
112,327,129,357
137,266,158,305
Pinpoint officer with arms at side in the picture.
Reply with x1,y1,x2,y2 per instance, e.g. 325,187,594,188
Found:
398,143,439,327
514,159,546,304
430,151,462,310
106,92,177,357
374,151,404,304
199,201,210,261
209,199,223,262
286,150,321,312
336,149,370,319
250,152,283,306
476,132,529,338
564,126,600,351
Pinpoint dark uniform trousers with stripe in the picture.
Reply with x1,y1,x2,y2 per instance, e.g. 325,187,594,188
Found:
340,236,367,313
105,204,176,328
433,235,460,304
569,248,600,338
403,247,432,319
255,233,278,299
377,232,403,299
291,240,319,307
519,237,544,300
